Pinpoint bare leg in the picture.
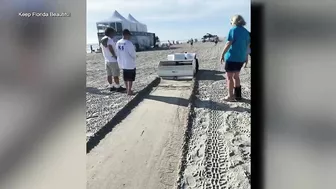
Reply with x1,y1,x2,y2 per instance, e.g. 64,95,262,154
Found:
129,81,133,91
106,63,113,87
125,81,129,92
113,76,120,85
127,81,133,95
107,76,113,85
107,75,116,91
233,72,240,87
225,72,234,100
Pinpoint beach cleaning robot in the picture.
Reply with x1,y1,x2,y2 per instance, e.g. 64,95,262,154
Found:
157,52,199,80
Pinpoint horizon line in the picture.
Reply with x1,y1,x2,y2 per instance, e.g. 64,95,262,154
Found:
87,36,225,45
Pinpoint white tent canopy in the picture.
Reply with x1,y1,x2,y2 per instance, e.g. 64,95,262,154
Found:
127,14,148,32
96,10,137,32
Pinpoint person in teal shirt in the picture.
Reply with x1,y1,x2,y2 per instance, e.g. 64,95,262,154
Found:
220,15,250,101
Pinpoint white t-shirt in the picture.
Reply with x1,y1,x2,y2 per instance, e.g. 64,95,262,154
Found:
116,39,136,69
100,36,117,63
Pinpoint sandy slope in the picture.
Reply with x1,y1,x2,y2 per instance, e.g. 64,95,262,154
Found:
87,80,192,189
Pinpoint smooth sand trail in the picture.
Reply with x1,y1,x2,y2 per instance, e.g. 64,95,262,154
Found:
86,42,224,141
87,80,192,189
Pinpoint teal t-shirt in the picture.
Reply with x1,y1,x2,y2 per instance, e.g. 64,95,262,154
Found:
224,26,250,62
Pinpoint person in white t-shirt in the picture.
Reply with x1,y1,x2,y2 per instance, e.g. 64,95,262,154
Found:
116,29,136,95
100,27,126,92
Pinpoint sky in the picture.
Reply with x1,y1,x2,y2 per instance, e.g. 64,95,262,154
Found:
87,0,250,44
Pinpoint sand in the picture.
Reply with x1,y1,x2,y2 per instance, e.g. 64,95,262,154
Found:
87,46,192,141
86,42,251,188
181,63,251,189
87,80,192,189
87,48,167,140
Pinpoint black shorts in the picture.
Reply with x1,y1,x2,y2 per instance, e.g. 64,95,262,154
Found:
225,61,244,72
123,69,136,81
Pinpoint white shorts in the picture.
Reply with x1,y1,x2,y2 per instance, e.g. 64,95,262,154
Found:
105,62,120,77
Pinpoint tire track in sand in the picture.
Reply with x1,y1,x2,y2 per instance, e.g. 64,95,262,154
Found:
181,61,250,188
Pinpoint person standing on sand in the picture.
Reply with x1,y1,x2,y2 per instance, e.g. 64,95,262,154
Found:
220,15,250,101
90,45,94,53
100,27,126,92
214,37,218,45
116,29,137,95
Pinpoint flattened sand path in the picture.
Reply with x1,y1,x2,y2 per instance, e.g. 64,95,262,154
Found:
87,80,192,189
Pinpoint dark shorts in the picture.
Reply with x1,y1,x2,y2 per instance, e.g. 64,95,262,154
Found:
225,61,244,72
123,69,136,81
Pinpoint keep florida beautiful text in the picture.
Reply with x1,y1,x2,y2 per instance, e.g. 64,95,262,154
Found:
18,12,71,17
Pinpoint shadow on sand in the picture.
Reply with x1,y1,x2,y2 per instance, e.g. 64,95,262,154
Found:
86,87,111,95
196,69,225,81
146,95,250,113
146,69,249,112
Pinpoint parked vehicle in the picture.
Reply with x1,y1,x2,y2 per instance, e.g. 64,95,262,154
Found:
201,33,219,42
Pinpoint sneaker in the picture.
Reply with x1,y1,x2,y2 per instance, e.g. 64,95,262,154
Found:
116,86,126,92
224,95,236,102
110,87,116,91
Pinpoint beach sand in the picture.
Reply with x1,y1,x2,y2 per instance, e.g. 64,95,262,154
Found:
87,80,193,189
86,42,250,188
87,47,163,140
181,55,251,189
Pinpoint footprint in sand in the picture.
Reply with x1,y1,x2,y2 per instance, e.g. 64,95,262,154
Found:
186,175,196,187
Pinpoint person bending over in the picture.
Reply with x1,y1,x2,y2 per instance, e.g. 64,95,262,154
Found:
116,29,137,95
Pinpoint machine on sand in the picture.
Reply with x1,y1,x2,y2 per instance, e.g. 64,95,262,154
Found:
157,52,199,80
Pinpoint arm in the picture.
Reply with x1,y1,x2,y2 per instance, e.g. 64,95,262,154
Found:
108,45,117,58
101,37,108,47
221,29,234,62
115,42,119,58
107,39,117,58
247,34,251,55
221,41,233,58
243,43,251,67
245,35,251,64
127,42,136,60
243,44,249,67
